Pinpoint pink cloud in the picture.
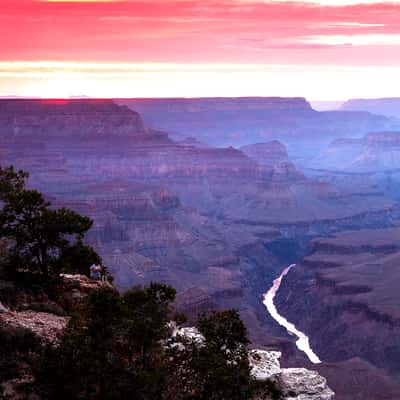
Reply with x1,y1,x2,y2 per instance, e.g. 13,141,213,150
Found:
1,0,400,97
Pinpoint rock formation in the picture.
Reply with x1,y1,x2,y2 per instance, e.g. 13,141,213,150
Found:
240,141,289,167
2,98,400,399
0,310,67,344
0,99,148,138
341,98,400,119
170,327,335,399
310,131,400,172
275,228,400,399
117,97,399,157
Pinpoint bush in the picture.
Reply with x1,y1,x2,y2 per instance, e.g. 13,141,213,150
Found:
34,284,176,400
32,286,263,400
0,323,41,381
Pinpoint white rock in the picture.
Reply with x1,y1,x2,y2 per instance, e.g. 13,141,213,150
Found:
166,327,335,400
171,325,205,345
279,368,335,400
249,349,282,380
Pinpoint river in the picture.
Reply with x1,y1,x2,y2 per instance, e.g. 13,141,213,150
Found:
263,264,321,364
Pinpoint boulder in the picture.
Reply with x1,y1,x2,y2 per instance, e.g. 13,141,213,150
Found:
279,368,335,400
249,349,281,380
249,350,335,400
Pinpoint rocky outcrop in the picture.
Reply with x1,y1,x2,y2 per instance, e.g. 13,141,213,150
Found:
0,311,67,344
249,350,282,380
170,328,335,399
59,273,115,308
278,368,334,400
250,350,335,400
0,274,113,344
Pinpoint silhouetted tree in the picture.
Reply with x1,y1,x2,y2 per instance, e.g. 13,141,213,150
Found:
35,284,176,400
0,166,98,281
163,310,253,400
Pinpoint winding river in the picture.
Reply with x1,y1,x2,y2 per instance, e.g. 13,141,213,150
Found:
263,264,321,364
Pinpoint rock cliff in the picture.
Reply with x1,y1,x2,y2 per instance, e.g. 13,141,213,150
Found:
0,99,150,138
2,99,400,399
311,131,400,172
341,98,400,119
117,97,399,156
275,228,400,399
240,141,288,165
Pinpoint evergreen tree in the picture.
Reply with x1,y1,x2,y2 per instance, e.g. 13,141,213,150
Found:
0,166,98,281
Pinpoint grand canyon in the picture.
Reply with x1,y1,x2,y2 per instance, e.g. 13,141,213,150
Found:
1,97,400,399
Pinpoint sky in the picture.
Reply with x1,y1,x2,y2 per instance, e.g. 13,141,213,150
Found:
1,0,400,99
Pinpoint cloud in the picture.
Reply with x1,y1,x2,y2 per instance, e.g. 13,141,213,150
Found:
1,0,400,69
38,0,124,2
246,0,400,4
1,60,400,99
302,33,400,45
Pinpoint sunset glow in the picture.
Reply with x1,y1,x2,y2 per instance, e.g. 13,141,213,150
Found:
1,0,400,99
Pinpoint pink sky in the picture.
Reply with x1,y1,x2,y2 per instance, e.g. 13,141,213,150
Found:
1,0,400,99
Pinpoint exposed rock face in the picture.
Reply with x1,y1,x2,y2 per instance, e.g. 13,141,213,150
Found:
2,99,400,399
59,274,115,308
275,228,400,399
249,350,335,400
311,131,400,172
240,141,289,167
0,99,149,138
249,350,282,380
306,131,400,206
279,368,334,400
118,97,312,114
341,98,400,119
0,311,67,344
117,97,399,157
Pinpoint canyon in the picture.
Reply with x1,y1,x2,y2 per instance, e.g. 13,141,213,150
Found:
117,97,400,163
341,98,400,119
263,264,321,365
276,229,400,399
1,98,400,399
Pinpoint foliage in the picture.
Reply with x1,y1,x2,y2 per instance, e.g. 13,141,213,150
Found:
0,323,41,384
195,311,252,400
196,309,250,351
35,284,176,400
56,239,101,277
29,284,282,400
0,165,100,281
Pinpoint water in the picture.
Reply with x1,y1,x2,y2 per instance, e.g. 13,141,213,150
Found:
263,264,321,364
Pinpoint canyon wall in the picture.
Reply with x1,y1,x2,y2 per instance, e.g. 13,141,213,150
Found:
2,99,400,399
275,229,400,399
341,98,400,119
